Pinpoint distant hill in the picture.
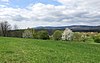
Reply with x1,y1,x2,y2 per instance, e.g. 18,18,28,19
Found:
35,25,100,32
7,25,100,37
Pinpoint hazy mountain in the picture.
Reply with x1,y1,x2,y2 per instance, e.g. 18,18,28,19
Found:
35,25,100,32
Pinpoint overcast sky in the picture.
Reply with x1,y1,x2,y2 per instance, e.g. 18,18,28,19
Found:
0,0,100,29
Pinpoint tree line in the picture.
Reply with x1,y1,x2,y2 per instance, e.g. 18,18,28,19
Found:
0,21,100,43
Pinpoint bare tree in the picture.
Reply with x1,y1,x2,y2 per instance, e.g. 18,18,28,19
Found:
0,21,11,37
13,24,18,30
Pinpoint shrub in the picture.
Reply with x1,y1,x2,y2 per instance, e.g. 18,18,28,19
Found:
73,32,82,41
81,33,88,42
53,30,62,40
37,30,49,40
22,29,33,38
62,28,73,41
73,32,88,42
93,34,100,43
32,30,38,39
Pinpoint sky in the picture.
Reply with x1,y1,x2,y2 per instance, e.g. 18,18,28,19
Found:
0,0,100,29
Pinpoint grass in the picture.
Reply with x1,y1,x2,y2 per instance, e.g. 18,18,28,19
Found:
0,37,100,63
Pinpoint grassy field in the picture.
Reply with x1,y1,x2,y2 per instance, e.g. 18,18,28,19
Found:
0,37,100,63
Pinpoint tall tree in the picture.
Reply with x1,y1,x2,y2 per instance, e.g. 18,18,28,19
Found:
0,21,11,37
13,24,18,30
37,30,49,40
53,30,62,40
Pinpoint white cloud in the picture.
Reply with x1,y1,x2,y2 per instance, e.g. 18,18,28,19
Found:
0,0,100,29
0,0,10,7
56,0,100,11
0,5,7,7
0,0,9,2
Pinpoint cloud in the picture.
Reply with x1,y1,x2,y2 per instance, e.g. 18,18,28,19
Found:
0,0,8,2
0,0,10,2
0,0,10,7
56,0,100,11
0,0,100,29
11,15,29,21
0,5,7,7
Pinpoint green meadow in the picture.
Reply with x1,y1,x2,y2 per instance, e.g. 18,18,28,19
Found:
0,37,100,63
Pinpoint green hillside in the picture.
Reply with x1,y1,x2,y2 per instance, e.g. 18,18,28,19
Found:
0,37,100,63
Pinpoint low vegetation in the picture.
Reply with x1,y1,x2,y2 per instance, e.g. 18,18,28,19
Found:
0,37,100,63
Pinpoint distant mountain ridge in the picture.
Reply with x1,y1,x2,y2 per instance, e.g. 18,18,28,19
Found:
35,25,100,32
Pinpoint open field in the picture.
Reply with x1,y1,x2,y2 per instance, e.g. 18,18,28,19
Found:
0,37,100,63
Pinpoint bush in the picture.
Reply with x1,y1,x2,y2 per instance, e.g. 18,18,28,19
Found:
93,34,100,43
32,30,38,39
22,29,33,38
73,32,82,41
53,30,62,40
62,28,73,41
94,38,100,43
37,30,49,40
73,32,88,42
